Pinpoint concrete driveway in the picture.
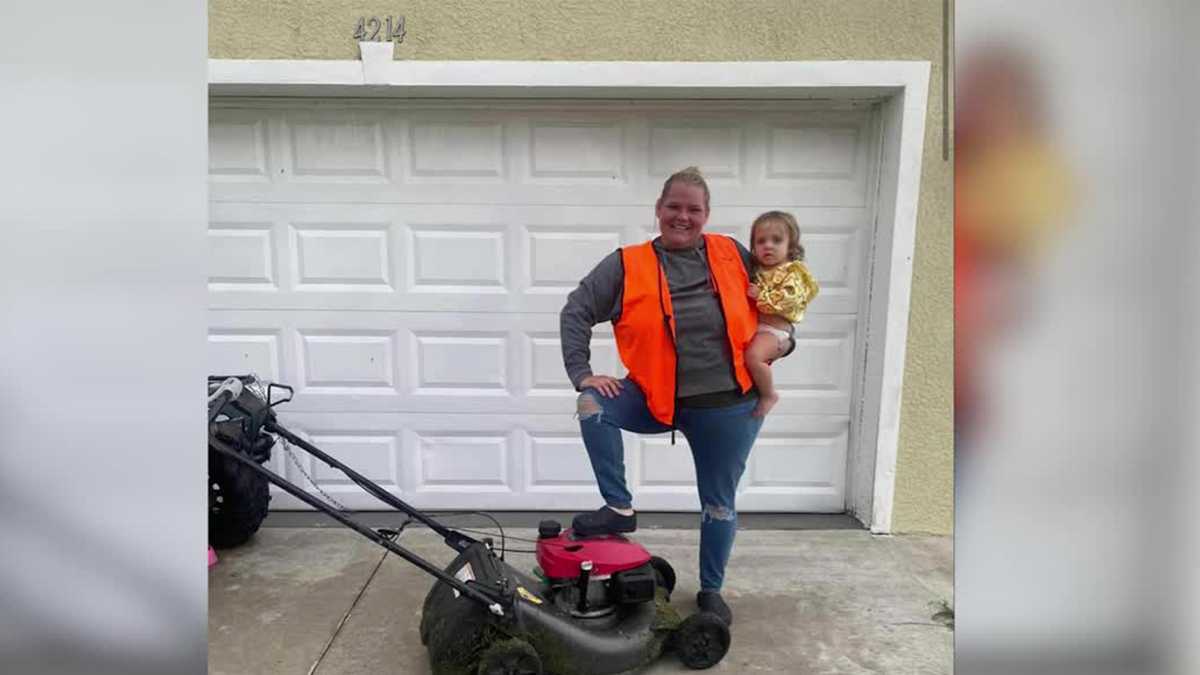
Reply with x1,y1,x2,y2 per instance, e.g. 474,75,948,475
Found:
209,517,951,674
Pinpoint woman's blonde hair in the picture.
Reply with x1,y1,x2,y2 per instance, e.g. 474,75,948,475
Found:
750,211,806,262
658,166,710,209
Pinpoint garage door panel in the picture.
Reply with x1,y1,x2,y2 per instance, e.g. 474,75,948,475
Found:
526,433,599,491
743,422,849,513
773,317,857,413
648,120,743,179
266,412,850,512
407,118,507,181
267,413,530,511
211,105,874,208
528,331,623,396
411,330,511,395
209,311,844,415
209,109,270,183
634,416,847,511
206,277,858,315
291,222,394,290
527,118,628,183
523,226,625,293
764,121,866,182
416,432,510,488
209,310,608,414
296,432,400,492
800,229,864,316
209,202,864,315
280,109,392,183
208,329,283,382
213,181,871,210
299,330,398,391
743,422,849,498
208,222,277,290
407,224,509,293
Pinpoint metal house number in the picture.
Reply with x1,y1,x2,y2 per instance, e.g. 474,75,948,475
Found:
354,16,406,43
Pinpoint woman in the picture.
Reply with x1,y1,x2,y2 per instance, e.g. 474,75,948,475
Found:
559,166,768,626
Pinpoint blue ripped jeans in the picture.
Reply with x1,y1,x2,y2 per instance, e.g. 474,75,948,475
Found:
577,378,763,591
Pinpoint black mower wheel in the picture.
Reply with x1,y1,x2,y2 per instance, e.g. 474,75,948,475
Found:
672,612,731,670
208,450,270,549
649,555,677,597
475,638,542,675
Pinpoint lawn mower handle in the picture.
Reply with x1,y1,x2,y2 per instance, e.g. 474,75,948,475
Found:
264,421,479,553
208,376,476,550
208,433,507,615
208,375,502,611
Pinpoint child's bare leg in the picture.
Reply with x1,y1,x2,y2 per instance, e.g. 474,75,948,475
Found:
746,333,780,417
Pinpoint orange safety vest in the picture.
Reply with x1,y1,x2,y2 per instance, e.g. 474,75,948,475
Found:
614,234,756,426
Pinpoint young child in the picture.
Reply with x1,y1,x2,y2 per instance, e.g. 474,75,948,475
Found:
745,211,820,417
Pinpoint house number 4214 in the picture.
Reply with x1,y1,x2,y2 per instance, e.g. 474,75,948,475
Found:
354,16,406,43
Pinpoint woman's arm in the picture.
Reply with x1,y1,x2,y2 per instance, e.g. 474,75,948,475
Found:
560,250,624,390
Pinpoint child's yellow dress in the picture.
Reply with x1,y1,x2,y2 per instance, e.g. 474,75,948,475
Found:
754,260,820,323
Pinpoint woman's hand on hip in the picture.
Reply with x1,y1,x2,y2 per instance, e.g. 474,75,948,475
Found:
580,375,623,398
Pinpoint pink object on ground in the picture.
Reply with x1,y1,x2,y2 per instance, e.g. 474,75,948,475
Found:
208,546,218,568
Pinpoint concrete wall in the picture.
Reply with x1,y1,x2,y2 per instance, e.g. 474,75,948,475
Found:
209,0,953,535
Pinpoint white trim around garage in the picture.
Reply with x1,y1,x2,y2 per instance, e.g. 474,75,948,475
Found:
209,48,930,534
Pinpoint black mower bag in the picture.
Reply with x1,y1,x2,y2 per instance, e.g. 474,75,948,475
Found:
208,378,278,548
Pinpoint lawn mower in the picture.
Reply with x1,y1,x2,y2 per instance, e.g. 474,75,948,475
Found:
208,375,732,674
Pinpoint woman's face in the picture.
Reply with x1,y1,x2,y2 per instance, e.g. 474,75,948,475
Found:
655,182,709,250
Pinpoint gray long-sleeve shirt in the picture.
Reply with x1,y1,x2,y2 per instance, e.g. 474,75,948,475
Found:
559,236,754,397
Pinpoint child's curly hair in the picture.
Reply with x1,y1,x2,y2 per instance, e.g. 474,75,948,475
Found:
750,210,806,262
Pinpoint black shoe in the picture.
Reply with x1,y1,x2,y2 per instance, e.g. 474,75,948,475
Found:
697,590,733,626
571,506,637,536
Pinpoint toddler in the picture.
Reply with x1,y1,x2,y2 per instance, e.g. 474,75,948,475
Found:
745,211,820,417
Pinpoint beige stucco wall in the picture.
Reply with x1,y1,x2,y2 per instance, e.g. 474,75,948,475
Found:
209,0,953,535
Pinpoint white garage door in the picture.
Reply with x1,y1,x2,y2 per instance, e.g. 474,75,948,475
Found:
208,98,879,513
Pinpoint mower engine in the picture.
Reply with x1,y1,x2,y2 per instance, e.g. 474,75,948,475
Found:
535,520,666,617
